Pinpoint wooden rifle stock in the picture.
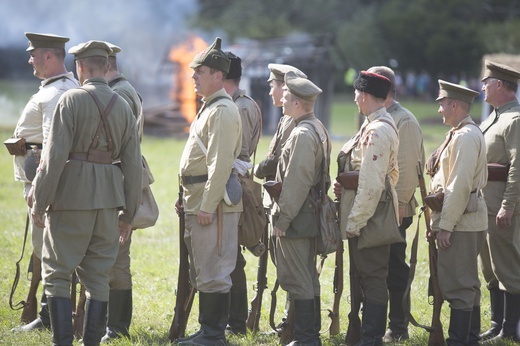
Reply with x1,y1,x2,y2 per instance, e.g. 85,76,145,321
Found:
269,278,294,344
417,163,445,346
328,201,343,336
246,219,269,332
344,238,362,345
169,176,196,341
20,252,41,323
73,280,86,339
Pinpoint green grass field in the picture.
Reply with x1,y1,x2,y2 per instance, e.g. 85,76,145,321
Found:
0,92,513,345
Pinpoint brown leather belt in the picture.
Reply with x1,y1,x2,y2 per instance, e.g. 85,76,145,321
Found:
181,175,208,185
487,163,509,182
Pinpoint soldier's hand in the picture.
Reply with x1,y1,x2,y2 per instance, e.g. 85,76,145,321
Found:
435,229,451,249
333,180,342,200
272,226,286,237
197,210,213,225
496,207,513,228
398,206,405,226
32,210,45,228
119,220,132,244
27,185,35,208
175,198,184,216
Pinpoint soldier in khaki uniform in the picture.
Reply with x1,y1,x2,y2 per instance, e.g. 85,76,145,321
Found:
367,66,425,343
427,80,487,346
101,42,144,342
30,40,142,346
175,37,242,346
479,61,520,344
223,51,262,335
253,63,307,335
335,71,398,346
272,71,327,346
10,32,79,333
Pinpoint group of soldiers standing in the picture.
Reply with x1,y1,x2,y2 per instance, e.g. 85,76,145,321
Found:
8,31,520,346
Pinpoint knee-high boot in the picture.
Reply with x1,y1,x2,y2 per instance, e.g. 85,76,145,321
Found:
47,296,73,346
483,292,520,344
468,305,480,346
446,308,471,346
82,299,108,346
355,301,387,346
479,287,504,341
101,289,132,342
287,299,320,346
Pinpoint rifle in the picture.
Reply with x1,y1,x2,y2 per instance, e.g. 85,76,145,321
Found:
328,221,344,336
168,175,196,341
269,279,294,344
20,252,41,323
72,279,86,339
246,218,269,332
417,162,445,346
344,238,362,345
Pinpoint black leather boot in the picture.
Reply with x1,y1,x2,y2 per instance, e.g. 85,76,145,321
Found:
82,299,108,346
383,290,409,343
286,299,320,346
177,292,230,345
482,292,520,344
314,296,322,345
226,289,248,335
446,308,471,346
355,301,387,346
479,287,504,341
47,296,73,346
101,289,132,342
468,305,480,346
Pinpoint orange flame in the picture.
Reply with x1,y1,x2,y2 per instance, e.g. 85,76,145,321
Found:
169,36,208,123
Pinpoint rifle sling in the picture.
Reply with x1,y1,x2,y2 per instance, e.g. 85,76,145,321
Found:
9,212,31,311
404,208,434,332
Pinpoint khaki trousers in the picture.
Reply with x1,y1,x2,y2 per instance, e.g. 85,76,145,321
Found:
108,232,132,290
275,236,320,300
438,231,486,310
42,208,119,301
184,212,239,293
350,237,390,305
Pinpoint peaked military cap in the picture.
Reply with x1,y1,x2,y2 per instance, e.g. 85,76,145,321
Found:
25,32,70,51
436,80,480,104
354,71,391,99
68,40,112,59
225,51,242,80
105,42,121,57
284,71,322,102
189,37,230,73
267,64,307,83
482,60,520,83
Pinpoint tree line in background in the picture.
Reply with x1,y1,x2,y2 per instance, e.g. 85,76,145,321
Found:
192,0,520,89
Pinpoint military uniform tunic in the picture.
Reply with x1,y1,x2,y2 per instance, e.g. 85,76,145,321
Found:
338,107,398,305
13,72,79,259
179,88,242,293
32,77,142,301
108,75,143,290
386,102,425,293
480,100,520,294
231,89,261,162
274,113,328,300
429,116,488,310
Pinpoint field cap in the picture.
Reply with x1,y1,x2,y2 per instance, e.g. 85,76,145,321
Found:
267,63,307,83
69,40,112,59
25,32,69,51
189,37,230,73
436,80,480,104
482,60,520,83
225,51,242,80
284,71,322,102
354,71,391,99
105,42,121,57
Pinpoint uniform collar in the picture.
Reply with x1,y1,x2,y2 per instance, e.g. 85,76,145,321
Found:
41,71,75,87
495,99,520,115
295,112,315,125
366,106,388,122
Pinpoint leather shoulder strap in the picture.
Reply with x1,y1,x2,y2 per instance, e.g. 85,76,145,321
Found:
81,88,118,152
